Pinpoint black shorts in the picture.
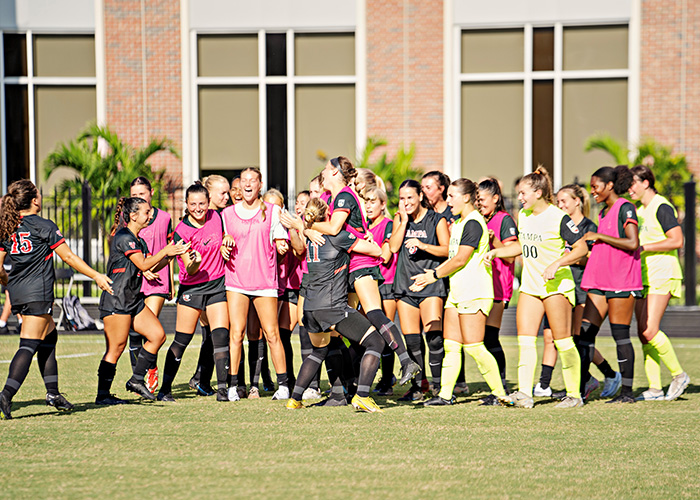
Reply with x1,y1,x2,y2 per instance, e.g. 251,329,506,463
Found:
279,288,300,305
304,305,357,334
587,289,642,300
99,298,146,320
12,301,53,317
574,287,587,306
397,294,444,309
177,277,227,310
379,283,394,301
145,292,169,300
349,267,384,292
493,299,510,310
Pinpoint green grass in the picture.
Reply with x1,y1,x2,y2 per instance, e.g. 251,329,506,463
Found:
1,335,699,499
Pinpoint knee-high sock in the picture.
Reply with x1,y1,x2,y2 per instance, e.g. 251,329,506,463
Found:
594,358,616,379
248,339,263,388
196,326,214,387
404,334,424,389
96,360,117,399
1,338,41,400
128,330,143,370
649,330,683,377
347,341,365,380
425,331,444,390
379,344,395,386
575,322,599,392
260,340,274,388
340,340,357,394
37,328,59,395
366,309,411,366
464,341,506,397
538,364,554,389
131,349,157,382
437,339,463,400
517,336,538,397
211,327,230,391
455,351,466,384
160,332,193,394
279,328,295,386
298,326,320,390
610,323,634,397
292,345,328,401
326,338,347,401
233,343,245,387
642,343,662,390
553,337,581,399
357,331,383,398
484,325,506,382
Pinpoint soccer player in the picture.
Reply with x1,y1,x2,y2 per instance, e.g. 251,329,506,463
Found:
157,182,230,402
629,165,690,401
412,178,510,406
0,180,113,419
285,198,386,412
485,167,587,409
97,197,189,404
578,165,641,404
421,170,455,225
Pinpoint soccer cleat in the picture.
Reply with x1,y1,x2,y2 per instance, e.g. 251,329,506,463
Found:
248,386,260,399
272,386,290,400
533,383,552,397
216,389,229,402
398,387,424,402
145,367,159,393
263,382,276,392
351,394,383,413
156,392,175,403
635,388,665,401
126,380,156,400
554,396,584,408
95,394,128,405
479,394,499,406
285,398,303,410
375,385,394,397
600,372,622,398
508,390,534,408
605,394,635,404
46,393,74,411
453,382,470,395
227,387,240,402
665,372,690,401
237,386,247,399
0,392,12,420
398,361,421,386
422,395,455,406
583,377,600,401
302,387,323,400
312,397,347,407
551,390,566,400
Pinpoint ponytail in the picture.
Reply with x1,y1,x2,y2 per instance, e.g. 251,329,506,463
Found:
521,165,554,204
304,198,329,229
0,180,39,242
592,165,634,195
451,178,481,213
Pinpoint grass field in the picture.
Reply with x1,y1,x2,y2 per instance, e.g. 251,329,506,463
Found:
1,334,699,499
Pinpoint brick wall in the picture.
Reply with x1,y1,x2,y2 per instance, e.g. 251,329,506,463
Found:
366,0,444,171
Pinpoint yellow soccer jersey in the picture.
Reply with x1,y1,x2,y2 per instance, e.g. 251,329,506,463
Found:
448,210,493,303
637,194,682,286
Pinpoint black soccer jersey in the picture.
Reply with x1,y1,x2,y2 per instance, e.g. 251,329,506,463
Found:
99,227,147,313
333,190,366,235
570,217,597,287
438,205,457,226
394,209,446,298
0,214,65,304
304,231,359,311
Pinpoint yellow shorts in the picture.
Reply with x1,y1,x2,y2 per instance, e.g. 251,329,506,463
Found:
520,286,576,307
445,297,493,316
643,278,682,298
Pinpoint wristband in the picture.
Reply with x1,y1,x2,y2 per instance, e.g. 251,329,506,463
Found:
431,269,438,280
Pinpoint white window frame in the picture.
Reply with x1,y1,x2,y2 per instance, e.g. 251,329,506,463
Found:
191,28,358,204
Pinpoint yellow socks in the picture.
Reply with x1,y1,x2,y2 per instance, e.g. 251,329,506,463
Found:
642,343,662,390
464,342,506,397
553,336,581,400
649,330,684,377
517,336,537,397
437,339,463,400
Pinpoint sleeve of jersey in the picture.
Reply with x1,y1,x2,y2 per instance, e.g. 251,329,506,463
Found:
383,220,393,244
121,233,142,257
499,214,518,242
584,219,597,251
339,231,360,253
45,220,66,249
460,220,483,248
560,215,583,246
333,192,354,214
656,204,680,233
620,202,638,228
171,228,184,245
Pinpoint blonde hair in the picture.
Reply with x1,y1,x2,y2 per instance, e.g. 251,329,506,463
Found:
263,188,284,209
520,165,554,204
203,174,229,192
355,168,386,200
304,197,329,229
558,184,590,218
363,186,389,217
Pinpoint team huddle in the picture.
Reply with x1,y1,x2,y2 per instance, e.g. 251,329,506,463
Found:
0,156,691,418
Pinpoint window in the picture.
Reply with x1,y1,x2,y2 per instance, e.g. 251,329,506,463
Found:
195,31,356,204
458,24,629,190
1,33,97,190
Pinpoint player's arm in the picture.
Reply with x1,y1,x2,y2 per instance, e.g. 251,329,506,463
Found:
350,237,382,258
641,205,683,253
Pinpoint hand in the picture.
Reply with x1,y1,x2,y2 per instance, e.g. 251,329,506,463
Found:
190,250,202,264
405,238,423,252
542,262,560,281
488,229,495,242
398,200,409,224
143,270,160,281
276,239,289,255
363,232,374,244
483,249,497,265
305,228,326,246
280,211,304,232
583,231,599,242
409,269,436,292
221,243,231,261
222,234,235,248
95,273,114,295
167,240,191,257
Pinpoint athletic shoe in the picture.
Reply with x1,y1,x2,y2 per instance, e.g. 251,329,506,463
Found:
665,372,690,401
96,394,128,405
227,387,240,402
351,394,383,413
635,388,665,401
583,377,600,401
248,386,260,399
145,367,159,393
374,384,394,397
312,397,347,407
126,380,156,400
398,361,421,386
216,389,229,402
0,325,8,335
605,394,635,404
600,372,622,398
554,396,584,408
533,383,552,397
45,393,74,411
551,390,566,400
479,394,500,406
272,386,290,401
508,390,534,409
453,382,469,395
263,382,275,392
398,388,424,402
237,386,247,399
0,392,12,420
156,392,175,403
285,399,303,410
302,387,323,400
422,395,455,406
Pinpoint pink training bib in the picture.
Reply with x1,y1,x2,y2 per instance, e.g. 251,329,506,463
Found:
369,217,396,285
278,250,304,294
174,210,225,286
487,211,515,301
140,208,172,296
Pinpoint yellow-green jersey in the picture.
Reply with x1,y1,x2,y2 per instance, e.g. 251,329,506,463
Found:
518,204,582,302
637,194,682,286
447,209,493,303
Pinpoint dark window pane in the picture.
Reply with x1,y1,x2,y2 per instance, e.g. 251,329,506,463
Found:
266,33,286,77
533,28,554,71
532,80,553,172
4,34,27,77
267,85,288,202
5,85,30,182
